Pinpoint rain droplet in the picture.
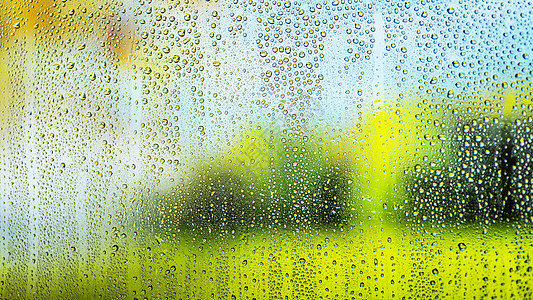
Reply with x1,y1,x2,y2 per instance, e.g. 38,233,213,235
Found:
447,89,455,99
458,243,466,251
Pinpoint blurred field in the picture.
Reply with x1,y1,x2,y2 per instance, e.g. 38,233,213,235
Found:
4,221,530,299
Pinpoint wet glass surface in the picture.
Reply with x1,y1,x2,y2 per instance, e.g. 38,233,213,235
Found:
0,0,532,298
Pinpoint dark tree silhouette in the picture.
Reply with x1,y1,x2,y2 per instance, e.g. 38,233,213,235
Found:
404,118,532,225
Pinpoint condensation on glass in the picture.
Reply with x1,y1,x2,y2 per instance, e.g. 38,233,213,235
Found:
0,0,532,298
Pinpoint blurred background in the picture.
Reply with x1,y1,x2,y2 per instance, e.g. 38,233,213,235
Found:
0,0,532,298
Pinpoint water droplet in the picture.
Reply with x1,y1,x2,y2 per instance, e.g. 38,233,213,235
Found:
447,89,455,99
458,243,466,251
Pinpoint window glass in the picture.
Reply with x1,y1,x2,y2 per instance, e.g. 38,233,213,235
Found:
1,0,532,298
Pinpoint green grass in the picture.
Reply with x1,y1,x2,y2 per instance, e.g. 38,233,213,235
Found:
9,220,531,299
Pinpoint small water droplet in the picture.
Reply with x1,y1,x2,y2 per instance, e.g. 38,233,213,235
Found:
447,89,455,99
458,243,466,251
